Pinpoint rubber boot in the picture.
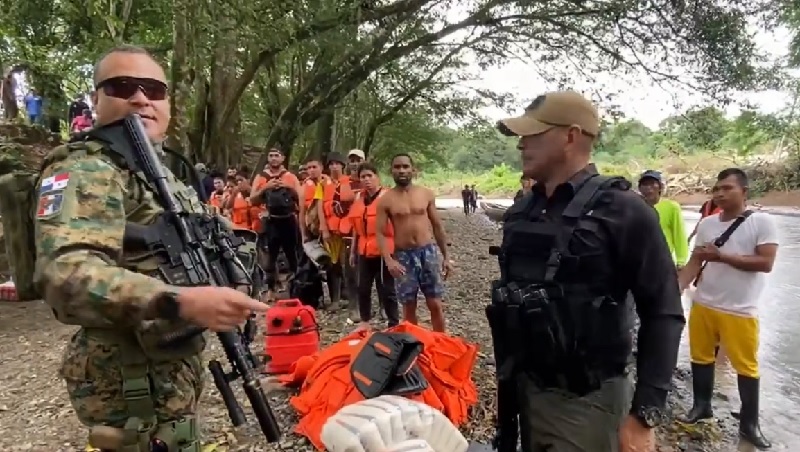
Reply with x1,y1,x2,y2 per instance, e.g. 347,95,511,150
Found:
680,362,715,424
737,375,771,450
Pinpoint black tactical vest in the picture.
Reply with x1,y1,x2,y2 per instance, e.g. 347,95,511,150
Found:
489,173,632,395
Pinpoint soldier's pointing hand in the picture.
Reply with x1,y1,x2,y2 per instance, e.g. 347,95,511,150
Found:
176,286,267,332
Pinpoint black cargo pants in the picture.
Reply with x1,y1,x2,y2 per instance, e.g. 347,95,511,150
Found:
262,216,300,290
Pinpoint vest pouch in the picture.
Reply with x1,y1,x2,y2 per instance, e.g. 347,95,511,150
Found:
135,320,206,362
520,301,561,372
0,172,39,300
585,296,629,365
504,223,557,282
232,229,258,276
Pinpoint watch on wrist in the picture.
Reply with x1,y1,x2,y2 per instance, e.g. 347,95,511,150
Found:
154,291,181,321
633,406,664,428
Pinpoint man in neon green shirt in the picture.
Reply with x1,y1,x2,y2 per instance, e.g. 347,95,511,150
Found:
639,170,689,268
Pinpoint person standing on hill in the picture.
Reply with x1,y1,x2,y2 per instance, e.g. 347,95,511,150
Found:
24,89,43,124
376,153,451,332
70,109,95,134
68,94,90,124
679,168,778,450
638,170,689,268
490,90,685,452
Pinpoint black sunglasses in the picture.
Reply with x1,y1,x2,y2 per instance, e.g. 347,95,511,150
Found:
95,76,168,101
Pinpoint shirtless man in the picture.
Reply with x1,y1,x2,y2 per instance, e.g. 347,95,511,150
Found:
376,153,452,332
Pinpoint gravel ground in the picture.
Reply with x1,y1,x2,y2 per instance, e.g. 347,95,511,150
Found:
0,210,734,451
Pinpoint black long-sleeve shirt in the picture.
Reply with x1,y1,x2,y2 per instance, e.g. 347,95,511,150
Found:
525,164,685,412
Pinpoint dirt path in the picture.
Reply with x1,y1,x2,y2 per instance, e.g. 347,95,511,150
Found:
0,210,725,451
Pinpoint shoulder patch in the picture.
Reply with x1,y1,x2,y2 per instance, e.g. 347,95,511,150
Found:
36,190,65,219
39,172,70,194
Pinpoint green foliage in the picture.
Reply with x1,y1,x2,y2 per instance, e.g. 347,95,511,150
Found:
0,0,793,178
408,103,800,196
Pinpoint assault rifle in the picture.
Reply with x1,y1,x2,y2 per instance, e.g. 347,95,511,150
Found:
88,115,280,444
486,245,519,452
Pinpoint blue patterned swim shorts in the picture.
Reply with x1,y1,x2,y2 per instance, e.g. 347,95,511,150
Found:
393,242,445,303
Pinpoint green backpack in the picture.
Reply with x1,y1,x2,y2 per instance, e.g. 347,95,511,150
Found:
0,171,40,300
0,141,96,301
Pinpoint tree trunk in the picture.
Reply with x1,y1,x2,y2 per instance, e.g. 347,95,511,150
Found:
1,65,19,120
166,0,192,154
196,4,242,169
362,122,380,156
314,108,335,162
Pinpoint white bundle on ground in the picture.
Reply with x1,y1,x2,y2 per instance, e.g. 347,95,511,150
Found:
385,439,435,451
320,395,469,452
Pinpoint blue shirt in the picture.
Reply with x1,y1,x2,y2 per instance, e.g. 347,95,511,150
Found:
24,94,43,116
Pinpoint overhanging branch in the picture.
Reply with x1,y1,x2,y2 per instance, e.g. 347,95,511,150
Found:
218,0,437,133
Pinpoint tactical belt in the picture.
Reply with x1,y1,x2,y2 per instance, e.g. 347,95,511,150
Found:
84,329,200,452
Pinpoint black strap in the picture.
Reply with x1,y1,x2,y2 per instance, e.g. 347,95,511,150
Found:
543,175,619,281
694,210,752,284
262,170,287,181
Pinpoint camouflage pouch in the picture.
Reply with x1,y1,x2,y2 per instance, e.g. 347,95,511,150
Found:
0,172,39,300
0,140,115,301
305,199,321,237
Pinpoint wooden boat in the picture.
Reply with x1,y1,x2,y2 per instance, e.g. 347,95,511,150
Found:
480,201,508,222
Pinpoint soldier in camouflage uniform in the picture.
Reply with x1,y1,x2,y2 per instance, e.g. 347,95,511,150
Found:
33,45,266,451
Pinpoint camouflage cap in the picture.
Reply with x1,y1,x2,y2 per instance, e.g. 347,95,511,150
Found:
497,90,600,137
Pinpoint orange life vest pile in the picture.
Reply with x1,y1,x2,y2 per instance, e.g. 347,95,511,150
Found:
278,322,479,450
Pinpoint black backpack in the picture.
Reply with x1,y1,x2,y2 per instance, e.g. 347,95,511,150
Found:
262,170,296,217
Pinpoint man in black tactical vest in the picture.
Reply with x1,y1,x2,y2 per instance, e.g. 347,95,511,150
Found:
488,91,686,452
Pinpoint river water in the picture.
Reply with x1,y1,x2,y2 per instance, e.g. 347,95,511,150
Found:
436,198,800,449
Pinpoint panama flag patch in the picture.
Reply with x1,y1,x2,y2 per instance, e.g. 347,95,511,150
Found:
39,172,70,193
37,191,65,218
37,172,69,219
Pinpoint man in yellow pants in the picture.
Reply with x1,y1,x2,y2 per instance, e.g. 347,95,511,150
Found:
679,168,778,450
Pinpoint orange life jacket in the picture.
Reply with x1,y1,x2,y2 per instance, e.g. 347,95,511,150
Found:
701,200,721,218
250,204,263,231
303,179,316,209
208,192,224,211
322,175,356,235
349,189,393,257
231,192,251,229
278,322,478,450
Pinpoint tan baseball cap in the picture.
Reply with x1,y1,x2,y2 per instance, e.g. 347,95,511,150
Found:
497,90,600,137
348,149,366,160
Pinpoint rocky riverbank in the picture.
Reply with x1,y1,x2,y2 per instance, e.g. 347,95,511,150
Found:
0,209,739,451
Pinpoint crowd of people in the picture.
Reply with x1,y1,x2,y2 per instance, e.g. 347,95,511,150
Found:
196,148,452,333
16,42,780,452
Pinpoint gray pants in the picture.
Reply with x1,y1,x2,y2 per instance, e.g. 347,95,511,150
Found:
517,373,632,452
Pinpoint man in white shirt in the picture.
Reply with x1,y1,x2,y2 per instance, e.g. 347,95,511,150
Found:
678,168,778,450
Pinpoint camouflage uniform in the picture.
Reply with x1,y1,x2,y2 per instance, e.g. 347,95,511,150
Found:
33,140,207,451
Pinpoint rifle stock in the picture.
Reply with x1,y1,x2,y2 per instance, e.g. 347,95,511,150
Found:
91,115,280,443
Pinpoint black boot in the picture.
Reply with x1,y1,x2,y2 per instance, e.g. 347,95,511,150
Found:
737,375,771,449
680,362,715,424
